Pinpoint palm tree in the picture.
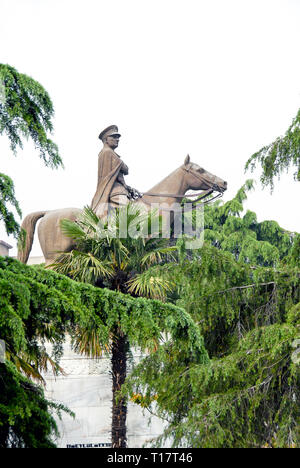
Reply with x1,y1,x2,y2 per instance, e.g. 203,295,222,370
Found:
50,203,177,448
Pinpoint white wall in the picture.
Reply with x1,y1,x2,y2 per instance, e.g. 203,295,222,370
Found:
43,336,165,448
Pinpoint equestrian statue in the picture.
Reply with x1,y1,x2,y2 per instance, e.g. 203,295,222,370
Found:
18,125,227,266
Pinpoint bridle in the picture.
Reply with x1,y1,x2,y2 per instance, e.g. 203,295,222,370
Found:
141,165,225,205
182,164,226,193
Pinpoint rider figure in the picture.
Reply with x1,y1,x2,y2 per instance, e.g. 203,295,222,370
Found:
91,125,141,216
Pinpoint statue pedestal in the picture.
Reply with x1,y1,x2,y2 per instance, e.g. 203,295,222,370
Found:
43,335,165,448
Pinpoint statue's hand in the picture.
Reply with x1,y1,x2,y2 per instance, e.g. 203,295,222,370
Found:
133,188,142,199
127,186,142,200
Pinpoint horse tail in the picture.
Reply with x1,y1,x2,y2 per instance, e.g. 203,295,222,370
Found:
17,211,48,264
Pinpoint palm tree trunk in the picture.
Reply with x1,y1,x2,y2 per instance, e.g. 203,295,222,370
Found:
111,329,128,448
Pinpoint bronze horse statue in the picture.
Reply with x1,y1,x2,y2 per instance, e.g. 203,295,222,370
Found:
18,155,227,266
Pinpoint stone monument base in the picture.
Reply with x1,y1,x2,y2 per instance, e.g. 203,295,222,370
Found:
43,336,165,448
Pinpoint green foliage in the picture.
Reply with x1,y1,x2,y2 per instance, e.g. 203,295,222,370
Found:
0,255,203,365
0,63,62,235
0,64,62,168
0,255,207,447
103,190,300,447
202,180,296,267
0,177,298,448
283,233,300,268
173,246,299,355
48,204,204,447
245,107,300,189
52,204,177,299
0,361,69,448
0,173,21,236
148,322,299,448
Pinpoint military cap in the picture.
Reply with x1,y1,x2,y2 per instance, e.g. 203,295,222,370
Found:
99,125,121,141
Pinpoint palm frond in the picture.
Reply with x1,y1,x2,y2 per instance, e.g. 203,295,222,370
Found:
141,246,178,267
48,250,115,283
60,218,86,241
72,326,111,358
12,354,46,384
53,204,180,299
79,206,107,236
127,270,175,300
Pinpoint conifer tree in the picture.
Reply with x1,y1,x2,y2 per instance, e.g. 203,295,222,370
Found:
0,64,62,236
203,179,295,267
124,187,300,448
245,106,300,190
0,253,205,447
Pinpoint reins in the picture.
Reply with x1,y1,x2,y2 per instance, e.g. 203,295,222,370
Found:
140,189,223,212
184,191,223,211
141,189,213,200
140,165,224,209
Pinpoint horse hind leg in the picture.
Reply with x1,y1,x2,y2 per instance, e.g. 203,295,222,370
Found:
38,209,79,267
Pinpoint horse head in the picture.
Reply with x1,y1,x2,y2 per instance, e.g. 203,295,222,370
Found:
182,154,227,193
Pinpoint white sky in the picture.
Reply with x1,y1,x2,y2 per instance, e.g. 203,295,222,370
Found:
1,0,300,256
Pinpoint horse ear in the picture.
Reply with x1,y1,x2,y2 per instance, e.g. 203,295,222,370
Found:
184,154,190,166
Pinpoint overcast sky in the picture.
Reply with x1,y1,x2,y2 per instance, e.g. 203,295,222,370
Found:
1,0,300,256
